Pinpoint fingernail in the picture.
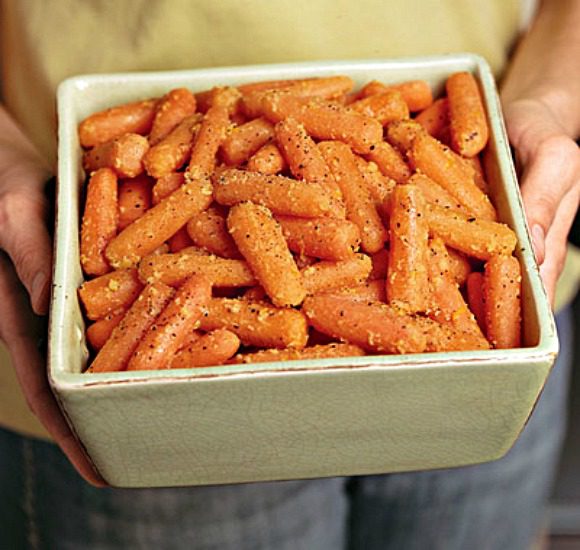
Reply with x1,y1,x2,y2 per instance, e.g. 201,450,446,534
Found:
531,225,545,265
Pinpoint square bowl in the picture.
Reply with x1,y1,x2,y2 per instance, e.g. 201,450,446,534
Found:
51,54,558,488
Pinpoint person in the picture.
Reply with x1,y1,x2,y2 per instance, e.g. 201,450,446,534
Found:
0,0,578,547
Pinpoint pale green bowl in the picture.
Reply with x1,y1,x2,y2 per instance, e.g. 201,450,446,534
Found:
51,54,558,488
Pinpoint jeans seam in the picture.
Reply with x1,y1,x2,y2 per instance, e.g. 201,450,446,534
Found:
22,439,40,550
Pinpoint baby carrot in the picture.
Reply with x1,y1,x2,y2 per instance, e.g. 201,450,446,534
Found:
220,117,275,166
86,309,126,351
348,90,409,125
186,207,241,259
168,226,194,253
354,156,395,218
246,143,287,174
387,184,430,313
200,298,309,349
80,168,119,276
466,271,486,333
105,177,213,268
319,140,387,253
277,215,360,260
233,342,365,364
446,72,489,157
303,295,428,354
408,133,496,220
214,168,337,217
228,202,306,307
324,279,387,303
484,254,522,349
385,119,425,153
149,88,197,145
126,275,211,371
365,140,412,184
117,174,152,230
407,173,465,214
151,172,184,205
79,98,158,148
446,247,472,285
301,253,372,295
169,329,241,369
138,248,256,287
89,282,174,372
143,114,202,178
83,133,150,179
465,155,489,193
415,98,449,139
426,204,517,260
368,248,389,280
78,268,143,321
360,80,433,112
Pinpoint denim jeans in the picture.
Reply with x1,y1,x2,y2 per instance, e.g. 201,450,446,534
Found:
0,308,572,550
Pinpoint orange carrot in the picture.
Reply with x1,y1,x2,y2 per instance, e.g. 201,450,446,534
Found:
407,172,465,214
78,268,143,321
117,174,152,230
301,253,372,295
385,119,425,153
303,295,428,354
126,275,211,370
83,133,150,179
319,141,387,253
446,247,472,285
214,168,337,217
368,248,389,280
149,88,197,145
186,207,241,259
151,172,184,205
415,97,449,139
138,248,256,287
446,72,489,157
89,282,174,372
169,329,241,369
228,202,305,307
466,271,486,333
348,90,409,125
465,155,488,194
277,215,360,260
168,226,194,252
354,156,395,218
80,168,119,276
246,143,287,174
408,133,496,220
242,286,269,302
206,86,243,115
365,140,412,184
386,184,430,312
324,279,387,303
200,298,309,349
79,98,158,148
86,309,126,351
360,80,433,112
220,117,275,166
233,342,365,364
484,254,522,349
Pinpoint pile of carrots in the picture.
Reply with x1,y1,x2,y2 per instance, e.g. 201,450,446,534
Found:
77,72,522,373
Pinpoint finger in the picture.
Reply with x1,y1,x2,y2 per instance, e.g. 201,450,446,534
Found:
0,254,106,486
0,186,53,315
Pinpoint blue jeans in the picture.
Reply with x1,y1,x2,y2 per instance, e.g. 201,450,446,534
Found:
0,309,573,550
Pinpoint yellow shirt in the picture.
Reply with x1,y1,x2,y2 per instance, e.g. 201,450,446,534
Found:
0,0,567,440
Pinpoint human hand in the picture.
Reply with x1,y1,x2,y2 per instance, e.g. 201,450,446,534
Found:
0,107,105,486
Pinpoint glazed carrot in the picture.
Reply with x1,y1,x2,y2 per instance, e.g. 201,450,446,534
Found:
126,275,211,371
261,92,383,154
83,133,150,179
149,88,197,145
319,141,387,253
408,133,496,220
185,104,231,180
407,172,465,214
422,321,491,352
484,254,522,349
228,202,306,307
138,248,256,287
89,282,174,373
466,271,486,333
169,329,241,369
303,295,428,354
105,177,213,268
79,98,158,148
365,140,412,184
385,119,425,153
246,143,287,174
354,156,395,217
186,207,241,259
206,86,243,115
415,97,449,139
301,253,372,295
151,172,184,205
277,215,360,260
242,286,269,302
233,342,365,364
143,114,202,178
274,117,343,206
348,90,409,125
387,184,430,312
426,238,488,347
118,174,152,230
200,298,309,349
168,226,194,253
214,168,337,217
446,72,489,157
220,117,275,166
80,168,119,276
78,268,143,320
368,248,389,280
360,80,433,112
324,279,387,303
465,155,488,193
86,309,126,351
426,204,517,260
